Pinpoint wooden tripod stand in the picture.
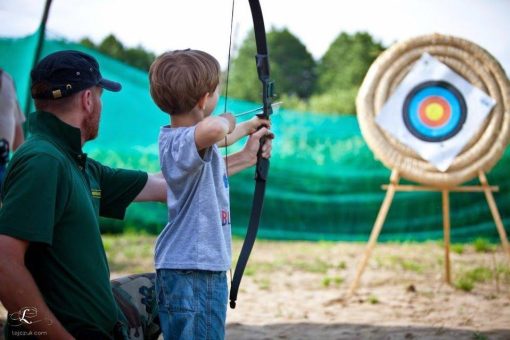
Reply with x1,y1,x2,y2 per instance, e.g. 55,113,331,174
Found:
346,169,510,299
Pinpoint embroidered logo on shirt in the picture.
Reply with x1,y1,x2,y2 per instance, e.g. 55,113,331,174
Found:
91,189,101,199
221,209,231,226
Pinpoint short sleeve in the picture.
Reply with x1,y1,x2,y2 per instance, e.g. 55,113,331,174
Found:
166,126,212,173
89,159,148,219
0,154,68,245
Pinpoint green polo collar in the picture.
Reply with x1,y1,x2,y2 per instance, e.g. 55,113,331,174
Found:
29,111,86,165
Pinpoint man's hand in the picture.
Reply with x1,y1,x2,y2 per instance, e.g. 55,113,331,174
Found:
0,235,74,339
134,172,167,202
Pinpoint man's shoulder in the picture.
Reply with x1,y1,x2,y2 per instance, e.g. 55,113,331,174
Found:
11,137,68,166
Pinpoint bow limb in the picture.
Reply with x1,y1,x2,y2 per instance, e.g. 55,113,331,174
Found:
229,0,275,309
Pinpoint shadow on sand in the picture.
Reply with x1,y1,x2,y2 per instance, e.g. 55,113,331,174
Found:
2,319,509,339
226,322,510,340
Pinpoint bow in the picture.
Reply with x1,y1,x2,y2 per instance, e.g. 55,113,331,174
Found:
229,0,275,309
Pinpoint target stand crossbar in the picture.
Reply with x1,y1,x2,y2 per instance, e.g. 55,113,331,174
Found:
345,169,510,300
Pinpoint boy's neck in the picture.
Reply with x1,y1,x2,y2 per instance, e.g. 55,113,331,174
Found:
170,108,204,128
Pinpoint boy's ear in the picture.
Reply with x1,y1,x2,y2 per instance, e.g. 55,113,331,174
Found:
197,92,210,111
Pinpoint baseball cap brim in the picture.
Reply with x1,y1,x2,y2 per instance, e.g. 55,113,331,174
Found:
98,78,122,92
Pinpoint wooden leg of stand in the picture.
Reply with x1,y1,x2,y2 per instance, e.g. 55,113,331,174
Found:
479,172,510,259
346,170,399,299
442,190,451,284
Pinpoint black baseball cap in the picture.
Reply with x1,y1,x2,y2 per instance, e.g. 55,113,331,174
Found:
31,50,122,100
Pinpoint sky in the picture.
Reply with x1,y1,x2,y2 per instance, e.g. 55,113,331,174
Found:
1,0,509,74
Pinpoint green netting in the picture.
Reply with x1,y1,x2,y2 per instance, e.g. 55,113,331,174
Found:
1,33,510,242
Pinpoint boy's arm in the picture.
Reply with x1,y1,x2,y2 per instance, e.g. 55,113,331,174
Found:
225,127,273,175
195,113,235,150
217,116,270,147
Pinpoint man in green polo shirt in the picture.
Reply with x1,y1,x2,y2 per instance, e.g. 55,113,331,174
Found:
0,51,166,339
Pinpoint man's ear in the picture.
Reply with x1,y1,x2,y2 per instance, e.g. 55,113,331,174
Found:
81,89,93,113
197,92,210,111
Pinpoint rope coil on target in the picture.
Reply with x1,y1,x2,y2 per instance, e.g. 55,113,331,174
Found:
357,33,510,186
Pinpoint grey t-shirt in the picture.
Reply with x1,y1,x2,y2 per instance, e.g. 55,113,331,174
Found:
155,125,231,271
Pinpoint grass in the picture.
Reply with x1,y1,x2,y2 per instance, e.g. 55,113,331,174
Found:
292,259,330,274
322,276,344,287
454,266,494,292
100,234,510,298
473,238,495,253
368,294,379,304
255,278,271,290
384,255,425,273
455,276,475,292
451,244,465,254
472,332,489,340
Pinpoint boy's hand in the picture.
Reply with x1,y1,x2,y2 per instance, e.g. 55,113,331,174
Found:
244,116,271,135
243,127,274,165
219,113,236,134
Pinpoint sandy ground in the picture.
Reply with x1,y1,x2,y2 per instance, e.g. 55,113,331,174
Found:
1,239,509,339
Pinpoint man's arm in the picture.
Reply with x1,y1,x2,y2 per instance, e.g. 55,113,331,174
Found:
224,127,273,176
0,235,74,339
134,172,167,202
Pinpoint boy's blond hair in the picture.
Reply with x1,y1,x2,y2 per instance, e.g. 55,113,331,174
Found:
149,49,220,115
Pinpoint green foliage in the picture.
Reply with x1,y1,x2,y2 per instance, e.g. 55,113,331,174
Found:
465,267,492,283
292,259,330,273
268,28,316,98
368,294,379,304
279,89,358,115
473,238,495,253
228,30,383,115
472,333,489,340
309,88,358,114
455,276,474,292
80,34,155,71
454,266,493,292
228,28,316,102
322,276,344,287
317,32,384,93
451,244,465,254
79,30,383,116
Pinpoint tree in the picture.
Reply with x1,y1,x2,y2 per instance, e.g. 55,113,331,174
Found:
80,34,156,71
317,32,384,93
98,34,125,61
227,28,316,102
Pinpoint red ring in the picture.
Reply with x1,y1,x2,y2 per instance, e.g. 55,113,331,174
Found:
418,96,451,127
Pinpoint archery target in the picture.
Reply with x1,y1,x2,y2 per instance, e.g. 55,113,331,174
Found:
375,53,495,172
403,81,467,142
357,34,510,186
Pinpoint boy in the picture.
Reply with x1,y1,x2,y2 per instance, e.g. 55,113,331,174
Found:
149,49,272,340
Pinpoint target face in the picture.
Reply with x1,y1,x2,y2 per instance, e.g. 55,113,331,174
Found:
403,81,467,142
375,53,495,172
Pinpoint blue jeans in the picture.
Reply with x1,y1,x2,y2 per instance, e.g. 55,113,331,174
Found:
156,269,227,340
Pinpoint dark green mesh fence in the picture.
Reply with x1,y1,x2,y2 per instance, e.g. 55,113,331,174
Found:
2,33,509,242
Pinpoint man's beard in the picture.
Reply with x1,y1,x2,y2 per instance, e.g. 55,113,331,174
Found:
84,111,100,141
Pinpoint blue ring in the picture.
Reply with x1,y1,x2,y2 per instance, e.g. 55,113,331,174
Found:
402,81,467,142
